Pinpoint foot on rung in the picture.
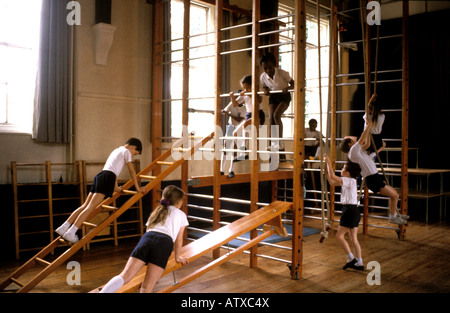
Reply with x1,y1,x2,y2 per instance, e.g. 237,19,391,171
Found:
101,205,118,211
121,190,137,195
82,221,97,228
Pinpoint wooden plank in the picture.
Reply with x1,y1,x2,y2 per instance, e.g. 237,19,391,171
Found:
113,201,292,293
158,229,276,293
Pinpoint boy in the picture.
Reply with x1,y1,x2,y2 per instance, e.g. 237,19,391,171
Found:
340,120,407,225
55,138,147,243
324,154,364,270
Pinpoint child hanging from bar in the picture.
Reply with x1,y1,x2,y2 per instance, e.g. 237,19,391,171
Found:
226,75,264,178
340,117,408,225
99,185,189,293
55,138,147,243
362,94,386,160
259,52,294,153
324,154,364,270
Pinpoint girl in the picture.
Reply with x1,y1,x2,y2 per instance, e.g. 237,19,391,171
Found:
100,185,189,293
226,75,264,178
324,154,364,271
259,52,294,151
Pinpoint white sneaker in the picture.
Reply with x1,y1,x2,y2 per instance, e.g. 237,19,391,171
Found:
62,231,79,244
55,223,70,237
389,216,407,225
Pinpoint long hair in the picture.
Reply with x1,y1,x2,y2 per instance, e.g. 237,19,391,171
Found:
368,100,381,127
146,185,185,231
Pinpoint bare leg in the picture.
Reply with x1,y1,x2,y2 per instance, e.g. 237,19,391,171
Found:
272,102,289,148
349,227,361,260
140,263,165,293
66,192,94,225
72,193,106,228
335,226,351,255
378,185,399,216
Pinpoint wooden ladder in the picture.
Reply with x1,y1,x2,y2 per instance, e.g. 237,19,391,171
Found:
0,132,214,293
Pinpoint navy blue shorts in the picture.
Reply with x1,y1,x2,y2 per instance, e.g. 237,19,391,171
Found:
90,170,116,198
131,232,174,269
339,205,361,229
269,92,291,107
365,173,386,193
245,109,266,125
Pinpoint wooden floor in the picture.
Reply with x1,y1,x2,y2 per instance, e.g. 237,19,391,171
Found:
1,217,450,293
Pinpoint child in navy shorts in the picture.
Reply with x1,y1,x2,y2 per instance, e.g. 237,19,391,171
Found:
55,138,146,243
324,154,364,271
100,185,189,293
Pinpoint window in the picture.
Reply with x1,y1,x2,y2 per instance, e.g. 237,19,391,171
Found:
170,0,215,138
0,0,42,134
278,4,330,137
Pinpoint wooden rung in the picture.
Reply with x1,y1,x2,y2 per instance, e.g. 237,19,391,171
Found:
156,161,174,166
35,257,51,267
10,277,24,287
82,221,97,228
121,190,137,195
101,205,118,211
139,175,157,180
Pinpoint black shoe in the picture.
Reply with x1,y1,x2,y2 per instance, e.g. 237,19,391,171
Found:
220,171,224,175
343,258,357,270
351,263,364,271
228,171,235,178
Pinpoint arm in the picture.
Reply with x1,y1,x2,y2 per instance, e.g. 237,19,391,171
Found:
323,154,343,187
358,121,373,152
229,91,239,107
126,162,147,194
282,79,295,94
174,226,189,266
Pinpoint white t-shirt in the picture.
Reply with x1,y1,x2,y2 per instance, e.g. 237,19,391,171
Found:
363,113,385,134
305,128,321,146
148,206,189,242
340,177,358,205
223,101,247,126
235,94,261,113
103,146,133,177
348,142,378,178
260,68,293,91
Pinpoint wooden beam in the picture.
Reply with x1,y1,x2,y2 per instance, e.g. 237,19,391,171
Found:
151,0,164,212
250,0,261,269
292,0,307,280
399,0,409,241
329,1,337,226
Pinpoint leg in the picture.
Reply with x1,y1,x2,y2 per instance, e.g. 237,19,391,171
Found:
335,226,351,256
378,185,399,216
66,192,94,225
349,227,362,260
72,193,106,228
272,102,289,145
140,263,165,293
100,257,146,293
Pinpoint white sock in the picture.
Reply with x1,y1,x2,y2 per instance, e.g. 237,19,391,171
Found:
347,253,354,262
100,275,124,293
57,221,71,231
66,225,79,235
356,258,363,266
390,211,398,219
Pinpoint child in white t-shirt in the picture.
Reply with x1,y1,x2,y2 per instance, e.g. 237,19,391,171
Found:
324,154,364,270
55,138,147,243
100,185,189,293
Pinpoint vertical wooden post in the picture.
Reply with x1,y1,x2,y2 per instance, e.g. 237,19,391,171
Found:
45,161,54,246
212,0,223,259
329,1,337,227
250,0,261,268
399,0,409,241
151,0,164,212
291,0,306,280
11,162,20,260
181,0,190,216
363,185,369,234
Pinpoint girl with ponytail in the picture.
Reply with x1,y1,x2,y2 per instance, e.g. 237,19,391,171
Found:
100,185,189,293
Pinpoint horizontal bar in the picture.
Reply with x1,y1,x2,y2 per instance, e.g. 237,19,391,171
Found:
220,34,252,44
259,27,296,37
220,47,253,55
220,22,253,32
259,13,296,23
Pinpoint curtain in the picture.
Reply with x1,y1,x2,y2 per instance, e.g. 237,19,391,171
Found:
33,0,72,143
